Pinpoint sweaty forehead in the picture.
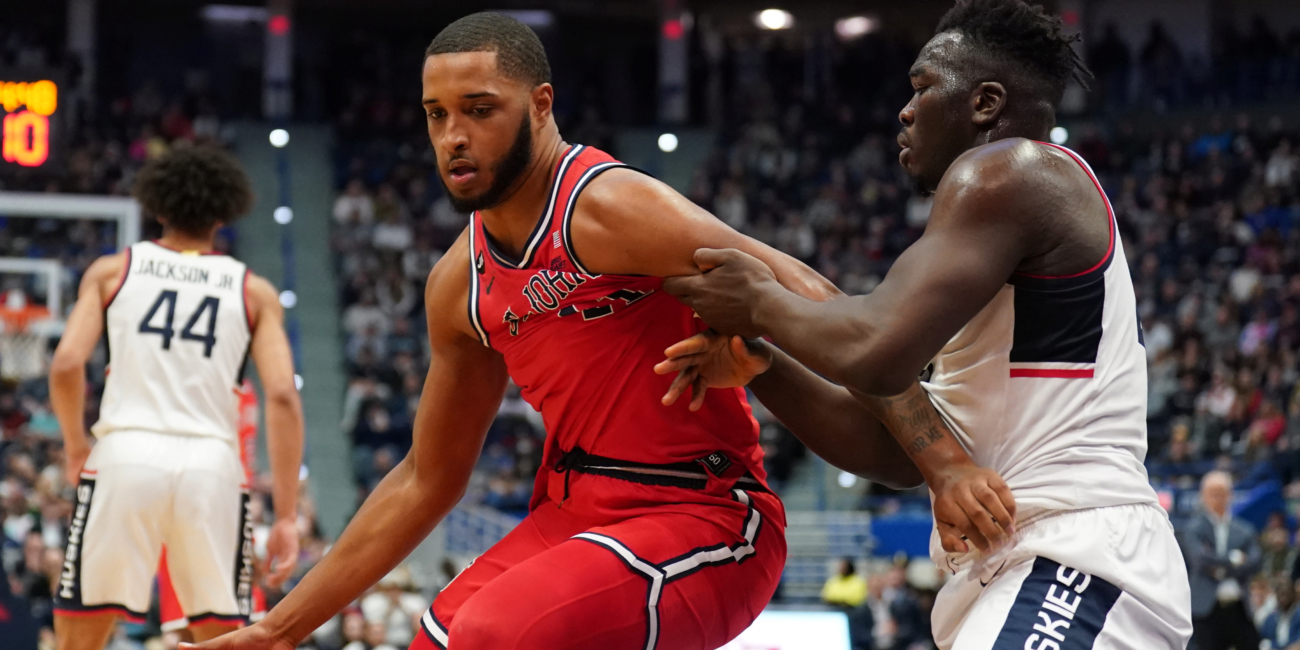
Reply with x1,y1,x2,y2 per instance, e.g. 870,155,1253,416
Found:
912,32,967,78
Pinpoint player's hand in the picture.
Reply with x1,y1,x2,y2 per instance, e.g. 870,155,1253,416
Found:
65,439,91,486
180,622,296,650
929,464,1016,555
263,518,299,588
663,248,781,339
654,331,773,411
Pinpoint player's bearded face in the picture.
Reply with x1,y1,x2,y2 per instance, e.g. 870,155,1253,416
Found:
440,111,534,214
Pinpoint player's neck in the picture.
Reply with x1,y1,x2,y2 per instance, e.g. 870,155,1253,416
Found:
156,230,218,254
476,133,569,257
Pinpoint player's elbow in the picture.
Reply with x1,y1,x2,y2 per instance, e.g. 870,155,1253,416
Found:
49,349,86,381
265,384,302,413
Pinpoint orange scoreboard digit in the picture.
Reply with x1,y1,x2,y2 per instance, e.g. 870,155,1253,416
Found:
0,78,58,168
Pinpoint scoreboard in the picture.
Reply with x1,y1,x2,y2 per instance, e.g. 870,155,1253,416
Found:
0,75,59,168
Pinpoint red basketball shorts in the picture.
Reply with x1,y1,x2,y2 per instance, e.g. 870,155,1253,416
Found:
410,478,785,650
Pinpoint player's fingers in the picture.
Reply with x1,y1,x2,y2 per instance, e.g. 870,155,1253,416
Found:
653,352,703,376
956,490,1004,551
935,521,969,554
664,333,713,359
693,247,730,271
689,374,708,411
990,476,1017,530
266,558,294,587
662,368,697,406
972,482,1014,536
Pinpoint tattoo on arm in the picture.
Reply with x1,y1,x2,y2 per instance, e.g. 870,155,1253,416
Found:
907,426,946,454
865,384,950,457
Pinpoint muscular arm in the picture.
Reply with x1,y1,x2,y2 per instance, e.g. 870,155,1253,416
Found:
747,347,922,489
572,168,841,301
670,145,1041,397
253,237,509,645
49,254,124,484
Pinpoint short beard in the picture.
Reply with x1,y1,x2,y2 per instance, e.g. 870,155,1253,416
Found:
444,113,534,214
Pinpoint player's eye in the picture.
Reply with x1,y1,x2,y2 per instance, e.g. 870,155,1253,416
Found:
470,106,492,116
427,109,445,119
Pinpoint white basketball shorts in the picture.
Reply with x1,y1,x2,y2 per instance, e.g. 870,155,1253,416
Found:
931,503,1193,650
54,429,253,624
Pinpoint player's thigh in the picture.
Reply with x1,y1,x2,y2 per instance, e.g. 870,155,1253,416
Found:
442,537,655,650
165,440,247,619
56,457,168,618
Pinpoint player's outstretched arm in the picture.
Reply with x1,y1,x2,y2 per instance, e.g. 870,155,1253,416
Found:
50,254,124,485
245,274,306,587
663,144,1040,397
186,237,509,650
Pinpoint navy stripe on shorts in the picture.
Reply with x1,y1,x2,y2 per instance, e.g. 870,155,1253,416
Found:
992,556,1122,650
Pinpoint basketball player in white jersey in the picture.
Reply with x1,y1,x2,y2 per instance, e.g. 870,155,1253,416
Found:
48,146,305,650
663,0,1193,648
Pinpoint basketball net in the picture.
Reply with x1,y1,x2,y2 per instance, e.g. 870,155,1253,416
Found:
0,289,53,381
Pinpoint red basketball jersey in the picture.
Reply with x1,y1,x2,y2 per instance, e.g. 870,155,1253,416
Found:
467,144,770,508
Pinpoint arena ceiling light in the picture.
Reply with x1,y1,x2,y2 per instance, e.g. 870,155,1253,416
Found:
755,9,794,31
201,5,268,23
269,128,289,147
658,133,679,153
1050,126,1069,145
835,16,878,41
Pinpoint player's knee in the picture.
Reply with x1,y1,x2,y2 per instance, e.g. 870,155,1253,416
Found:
449,596,564,650
447,607,521,650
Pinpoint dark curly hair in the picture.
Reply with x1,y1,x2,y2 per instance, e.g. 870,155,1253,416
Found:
132,145,253,237
936,0,1093,102
425,12,551,87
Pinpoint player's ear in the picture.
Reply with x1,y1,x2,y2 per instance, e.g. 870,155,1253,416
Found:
531,83,554,125
971,81,1006,128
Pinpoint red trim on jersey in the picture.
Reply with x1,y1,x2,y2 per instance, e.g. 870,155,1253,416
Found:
1012,143,1115,280
1009,368,1095,379
80,470,97,477
242,269,254,331
102,247,132,309
149,239,225,255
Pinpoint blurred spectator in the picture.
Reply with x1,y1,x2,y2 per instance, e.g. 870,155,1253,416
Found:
360,567,427,647
1260,574,1300,650
1183,471,1262,650
822,557,868,611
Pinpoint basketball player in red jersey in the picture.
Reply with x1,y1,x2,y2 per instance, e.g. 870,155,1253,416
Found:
188,13,1011,650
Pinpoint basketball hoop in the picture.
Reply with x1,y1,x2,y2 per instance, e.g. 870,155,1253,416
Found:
0,290,54,382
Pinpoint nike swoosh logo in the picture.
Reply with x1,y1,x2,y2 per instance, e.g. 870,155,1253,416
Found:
980,559,1010,587
485,277,495,294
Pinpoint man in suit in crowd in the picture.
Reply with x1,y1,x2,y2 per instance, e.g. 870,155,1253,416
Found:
1183,470,1263,650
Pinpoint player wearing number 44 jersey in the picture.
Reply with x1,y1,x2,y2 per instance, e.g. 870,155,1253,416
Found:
48,146,305,650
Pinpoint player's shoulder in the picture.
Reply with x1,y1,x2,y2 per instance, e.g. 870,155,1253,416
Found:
577,166,669,214
947,138,1079,197
83,251,129,297
424,227,481,343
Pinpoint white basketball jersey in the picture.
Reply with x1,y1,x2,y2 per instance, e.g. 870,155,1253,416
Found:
922,144,1159,528
92,241,252,444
